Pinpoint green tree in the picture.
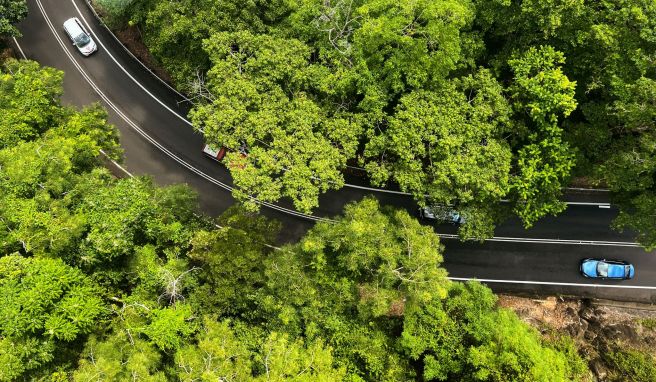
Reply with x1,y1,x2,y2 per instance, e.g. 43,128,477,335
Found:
135,0,295,86
401,281,584,381
187,207,279,315
191,31,361,212
0,255,105,380
0,60,123,259
351,0,476,100
300,197,449,308
0,0,27,37
258,198,447,379
612,193,656,251
0,337,55,382
364,70,512,239
95,0,134,28
175,318,254,381
75,177,200,270
595,77,656,249
73,269,198,379
73,331,167,382
176,317,345,381
605,349,656,382
473,0,586,61
508,45,577,227
141,304,196,351
0,59,64,148
252,333,345,381
0,136,92,256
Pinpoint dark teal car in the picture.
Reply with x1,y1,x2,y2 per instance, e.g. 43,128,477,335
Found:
418,206,465,224
580,258,635,280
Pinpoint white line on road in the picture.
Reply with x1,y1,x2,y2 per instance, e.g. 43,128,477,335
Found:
33,0,332,223
68,0,617,204
449,277,656,290
11,37,27,59
438,234,640,247
564,187,610,192
13,16,634,246
70,0,193,128
99,149,133,177
564,202,610,206
20,1,653,295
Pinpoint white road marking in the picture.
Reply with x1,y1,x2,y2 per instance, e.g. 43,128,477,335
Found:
69,0,193,127
12,36,27,58
70,0,617,204
31,0,634,245
449,277,656,290
564,187,610,192
438,234,640,247
99,149,132,177
15,10,656,292
81,0,190,102
33,0,332,223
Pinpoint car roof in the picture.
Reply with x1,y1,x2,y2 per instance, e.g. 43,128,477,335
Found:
63,18,84,34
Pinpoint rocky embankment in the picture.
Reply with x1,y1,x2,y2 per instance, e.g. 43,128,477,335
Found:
499,295,656,381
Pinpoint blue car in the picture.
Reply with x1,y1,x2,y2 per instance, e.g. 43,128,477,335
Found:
580,258,635,280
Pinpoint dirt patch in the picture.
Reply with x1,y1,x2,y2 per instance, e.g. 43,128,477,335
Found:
112,26,174,84
499,295,656,381
1,48,14,62
569,176,607,189
1,39,16,61
499,295,579,330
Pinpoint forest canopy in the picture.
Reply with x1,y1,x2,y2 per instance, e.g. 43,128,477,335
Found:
0,58,593,381
100,0,656,246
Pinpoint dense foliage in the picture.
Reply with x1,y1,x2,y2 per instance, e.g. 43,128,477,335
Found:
107,0,656,245
605,349,656,382
0,59,595,381
0,0,26,37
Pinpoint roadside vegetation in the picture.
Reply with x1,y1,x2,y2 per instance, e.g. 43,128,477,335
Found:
0,58,600,381
0,0,27,37
90,0,656,246
606,350,656,382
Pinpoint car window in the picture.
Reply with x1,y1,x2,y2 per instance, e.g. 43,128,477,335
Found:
624,265,631,278
73,33,90,48
597,262,609,277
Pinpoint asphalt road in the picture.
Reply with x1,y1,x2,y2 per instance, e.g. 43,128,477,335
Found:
13,0,656,302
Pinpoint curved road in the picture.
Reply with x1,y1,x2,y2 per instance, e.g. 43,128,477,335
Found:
14,0,656,302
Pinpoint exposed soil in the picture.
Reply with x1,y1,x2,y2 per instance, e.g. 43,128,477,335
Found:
113,26,174,84
569,176,608,189
499,295,656,381
1,39,16,61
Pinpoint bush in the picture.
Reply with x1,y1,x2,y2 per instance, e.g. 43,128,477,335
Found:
606,349,656,382
93,0,133,28
640,318,656,331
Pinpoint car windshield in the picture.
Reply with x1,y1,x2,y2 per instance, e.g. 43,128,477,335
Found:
596,262,609,277
73,33,91,48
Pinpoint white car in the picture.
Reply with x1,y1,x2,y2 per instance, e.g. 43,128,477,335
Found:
63,17,97,56
202,144,227,161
